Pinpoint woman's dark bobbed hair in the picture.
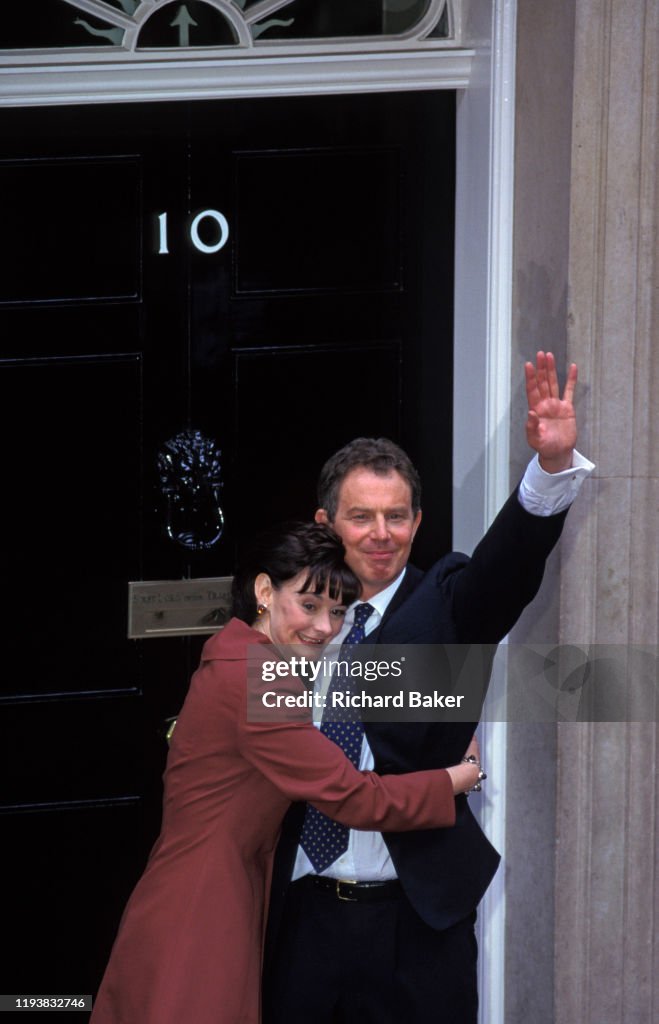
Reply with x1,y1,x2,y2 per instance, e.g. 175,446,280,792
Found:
231,522,361,625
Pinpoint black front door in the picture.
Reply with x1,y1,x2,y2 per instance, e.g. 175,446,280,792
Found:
0,91,454,1003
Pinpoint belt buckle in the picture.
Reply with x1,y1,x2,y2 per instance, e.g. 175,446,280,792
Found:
336,878,358,902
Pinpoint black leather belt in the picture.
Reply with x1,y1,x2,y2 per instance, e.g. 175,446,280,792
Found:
298,875,402,903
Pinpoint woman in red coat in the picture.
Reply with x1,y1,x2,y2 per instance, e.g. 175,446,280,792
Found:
91,524,481,1024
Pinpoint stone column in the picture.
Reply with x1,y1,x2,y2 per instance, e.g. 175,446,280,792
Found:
555,0,659,1021
506,2,578,1020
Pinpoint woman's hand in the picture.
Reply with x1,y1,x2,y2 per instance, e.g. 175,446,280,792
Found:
445,735,484,795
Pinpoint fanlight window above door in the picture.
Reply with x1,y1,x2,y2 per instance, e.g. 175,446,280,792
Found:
1,1,456,54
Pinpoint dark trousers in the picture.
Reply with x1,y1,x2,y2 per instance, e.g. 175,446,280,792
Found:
263,877,478,1024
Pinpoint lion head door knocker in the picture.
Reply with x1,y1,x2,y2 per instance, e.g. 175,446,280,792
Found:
157,430,224,551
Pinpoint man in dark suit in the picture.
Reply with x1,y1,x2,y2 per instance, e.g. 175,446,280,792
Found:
264,352,593,1022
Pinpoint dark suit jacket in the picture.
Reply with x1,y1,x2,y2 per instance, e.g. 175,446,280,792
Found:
268,487,568,934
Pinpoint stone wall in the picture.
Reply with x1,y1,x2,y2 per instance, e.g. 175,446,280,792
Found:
555,0,658,1020
506,0,577,1019
509,1,658,1021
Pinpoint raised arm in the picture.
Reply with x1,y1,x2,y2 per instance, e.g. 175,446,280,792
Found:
525,350,578,473
448,352,582,642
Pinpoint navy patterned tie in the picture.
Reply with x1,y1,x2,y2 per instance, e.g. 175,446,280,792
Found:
299,602,375,872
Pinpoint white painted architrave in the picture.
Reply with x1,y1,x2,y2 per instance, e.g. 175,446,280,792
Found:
0,50,474,107
453,3,516,1023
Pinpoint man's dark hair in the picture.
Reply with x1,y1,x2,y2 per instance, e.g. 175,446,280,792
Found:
231,522,361,625
317,438,422,521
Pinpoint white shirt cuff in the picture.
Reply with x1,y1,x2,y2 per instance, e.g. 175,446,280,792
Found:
518,450,595,516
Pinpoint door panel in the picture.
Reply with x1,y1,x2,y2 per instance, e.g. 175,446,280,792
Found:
233,343,402,532
1,356,141,693
233,147,401,293
0,92,454,1004
0,157,141,304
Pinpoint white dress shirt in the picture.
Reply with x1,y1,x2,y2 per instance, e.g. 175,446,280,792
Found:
292,452,595,882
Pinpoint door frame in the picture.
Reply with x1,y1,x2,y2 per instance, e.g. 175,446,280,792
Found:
0,4,516,1020
453,5,516,1024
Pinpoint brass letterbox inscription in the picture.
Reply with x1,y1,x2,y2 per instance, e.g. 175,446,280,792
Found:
128,577,233,639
